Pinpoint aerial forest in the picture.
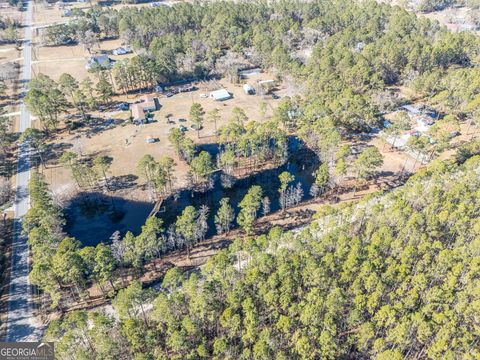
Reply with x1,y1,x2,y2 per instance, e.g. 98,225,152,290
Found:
45,150,480,359
22,0,480,358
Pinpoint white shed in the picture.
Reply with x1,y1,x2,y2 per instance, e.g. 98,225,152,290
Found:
210,89,232,101
401,105,421,115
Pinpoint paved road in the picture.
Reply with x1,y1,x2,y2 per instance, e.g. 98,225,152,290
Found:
6,0,42,342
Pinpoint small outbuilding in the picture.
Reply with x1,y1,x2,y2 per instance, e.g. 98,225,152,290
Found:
209,89,232,101
112,47,130,55
257,79,275,94
401,104,421,115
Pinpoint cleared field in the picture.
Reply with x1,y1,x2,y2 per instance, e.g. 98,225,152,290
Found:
42,74,286,200
0,6,24,131
32,32,129,81
30,1,137,81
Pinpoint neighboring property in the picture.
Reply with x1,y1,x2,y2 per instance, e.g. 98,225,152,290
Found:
385,104,440,150
401,104,421,116
131,96,159,122
86,55,112,70
400,104,437,132
209,88,232,101
243,84,255,95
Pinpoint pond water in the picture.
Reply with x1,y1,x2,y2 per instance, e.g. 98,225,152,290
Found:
64,138,319,246
64,195,153,247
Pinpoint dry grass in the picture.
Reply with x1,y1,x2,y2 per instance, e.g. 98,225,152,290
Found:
42,74,285,200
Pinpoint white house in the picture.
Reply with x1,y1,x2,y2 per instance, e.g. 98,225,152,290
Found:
210,89,232,101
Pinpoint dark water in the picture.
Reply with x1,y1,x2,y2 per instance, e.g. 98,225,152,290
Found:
65,138,319,246
64,196,153,247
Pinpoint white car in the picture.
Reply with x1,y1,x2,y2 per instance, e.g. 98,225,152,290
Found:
199,93,208,98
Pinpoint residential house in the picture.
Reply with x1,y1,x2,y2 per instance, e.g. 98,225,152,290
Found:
86,55,112,70
131,96,159,122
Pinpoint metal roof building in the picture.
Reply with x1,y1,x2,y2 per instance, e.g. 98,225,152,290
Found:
401,105,421,115
209,89,232,101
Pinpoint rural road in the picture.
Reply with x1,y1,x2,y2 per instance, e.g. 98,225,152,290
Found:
6,0,42,342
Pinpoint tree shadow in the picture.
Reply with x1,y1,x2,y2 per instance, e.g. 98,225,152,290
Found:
70,117,126,138
109,174,138,191
42,141,73,165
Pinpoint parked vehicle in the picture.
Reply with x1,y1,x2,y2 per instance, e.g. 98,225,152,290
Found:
179,85,197,92
117,103,129,111
449,131,461,139
146,136,158,143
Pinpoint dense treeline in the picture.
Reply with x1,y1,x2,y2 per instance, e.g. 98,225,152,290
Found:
217,116,288,172
0,15,19,43
26,135,384,310
45,155,480,359
24,72,114,134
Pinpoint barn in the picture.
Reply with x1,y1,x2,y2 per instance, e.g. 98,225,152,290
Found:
209,89,232,101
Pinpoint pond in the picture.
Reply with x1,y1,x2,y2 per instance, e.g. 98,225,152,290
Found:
64,138,319,246
64,195,153,247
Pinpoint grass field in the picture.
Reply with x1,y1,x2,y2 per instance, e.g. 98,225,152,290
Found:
42,73,286,200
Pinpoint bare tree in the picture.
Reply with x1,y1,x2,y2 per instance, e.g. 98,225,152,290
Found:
262,196,270,216
0,177,12,207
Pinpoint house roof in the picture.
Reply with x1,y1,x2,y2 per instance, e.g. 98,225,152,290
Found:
92,55,110,63
258,79,274,85
87,55,111,69
131,104,144,120
140,95,156,109
210,89,231,101
401,105,421,115
131,96,158,120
